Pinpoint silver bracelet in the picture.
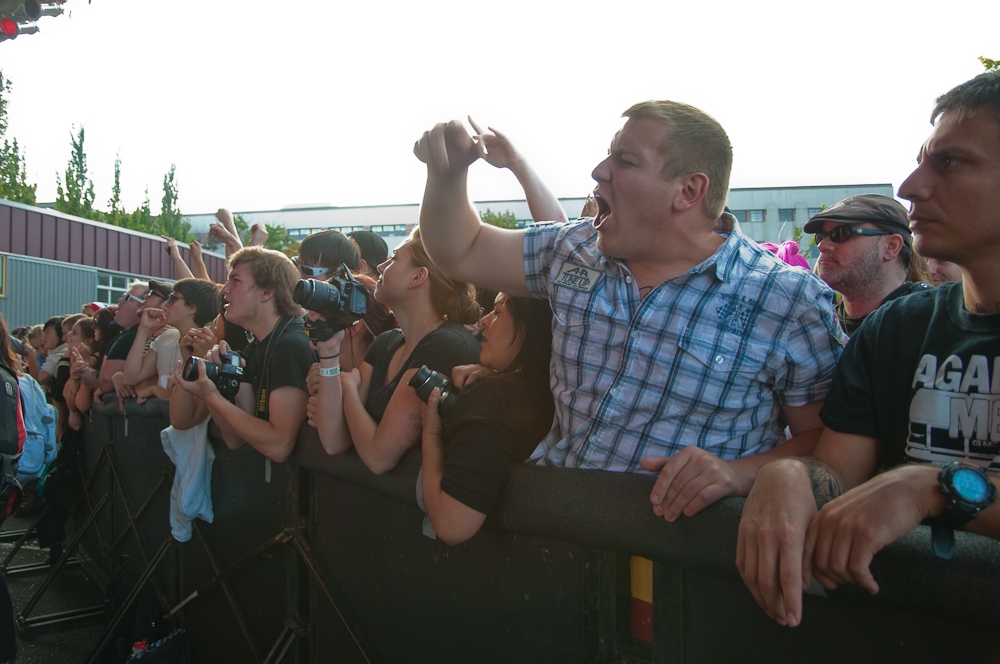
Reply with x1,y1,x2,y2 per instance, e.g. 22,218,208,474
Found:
319,366,341,378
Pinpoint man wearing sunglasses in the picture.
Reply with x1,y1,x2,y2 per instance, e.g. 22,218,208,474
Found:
100,281,167,393
806,194,930,335
738,70,1000,629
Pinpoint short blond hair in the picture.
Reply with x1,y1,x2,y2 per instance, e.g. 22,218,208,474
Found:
623,100,733,219
229,247,300,318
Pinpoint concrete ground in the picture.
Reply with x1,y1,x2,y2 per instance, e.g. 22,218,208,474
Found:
2,512,104,663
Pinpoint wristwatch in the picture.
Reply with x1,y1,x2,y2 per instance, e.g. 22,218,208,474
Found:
930,461,996,560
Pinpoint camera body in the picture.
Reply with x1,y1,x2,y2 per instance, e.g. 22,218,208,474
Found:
294,264,369,342
408,365,458,419
182,350,246,400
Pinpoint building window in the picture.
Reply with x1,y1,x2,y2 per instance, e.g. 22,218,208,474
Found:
807,207,823,218
730,210,748,224
97,272,132,305
778,208,795,222
749,210,765,223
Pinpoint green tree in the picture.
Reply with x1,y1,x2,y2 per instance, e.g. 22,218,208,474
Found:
104,154,131,228
480,208,517,229
264,222,292,251
154,164,192,241
791,225,803,245
0,70,37,204
127,188,155,234
233,213,251,245
980,56,999,71
55,125,100,220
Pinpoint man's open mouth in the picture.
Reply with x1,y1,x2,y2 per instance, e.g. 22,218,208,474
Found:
593,193,611,229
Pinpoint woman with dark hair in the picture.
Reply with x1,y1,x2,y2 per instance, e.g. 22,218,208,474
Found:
296,229,361,276
311,228,481,474
418,293,555,545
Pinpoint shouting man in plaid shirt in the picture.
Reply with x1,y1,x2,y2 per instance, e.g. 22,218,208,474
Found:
414,101,844,521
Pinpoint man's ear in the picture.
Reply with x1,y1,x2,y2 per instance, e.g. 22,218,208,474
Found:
885,234,905,261
672,173,710,213
259,288,275,304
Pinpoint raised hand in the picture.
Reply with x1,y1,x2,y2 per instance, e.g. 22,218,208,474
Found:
468,116,522,170
414,120,481,175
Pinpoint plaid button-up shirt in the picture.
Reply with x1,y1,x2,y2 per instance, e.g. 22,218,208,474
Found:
524,219,845,472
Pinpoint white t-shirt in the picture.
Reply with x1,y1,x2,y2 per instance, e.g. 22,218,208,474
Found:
150,328,182,389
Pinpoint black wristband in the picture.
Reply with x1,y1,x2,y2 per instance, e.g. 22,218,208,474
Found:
319,353,340,360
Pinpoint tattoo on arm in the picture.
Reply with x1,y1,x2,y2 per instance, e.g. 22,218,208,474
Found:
411,412,421,430
804,459,846,509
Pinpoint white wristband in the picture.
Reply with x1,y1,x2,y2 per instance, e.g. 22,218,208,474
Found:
319,366,341,378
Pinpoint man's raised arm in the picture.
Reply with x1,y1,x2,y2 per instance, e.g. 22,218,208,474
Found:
414,120,530,297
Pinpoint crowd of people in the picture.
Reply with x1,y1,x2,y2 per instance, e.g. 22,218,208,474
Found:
1,69,998,656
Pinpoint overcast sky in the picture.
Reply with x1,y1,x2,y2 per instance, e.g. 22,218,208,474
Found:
0,0,996,216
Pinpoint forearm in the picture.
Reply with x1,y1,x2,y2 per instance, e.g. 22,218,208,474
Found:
315,370,351,455
342,387,393,474
99,360,124,393
122,328,152,384
170,382,205,430
509,160,568,224
190,251,210,281
170,250,194,279
726,429,823,496
76,385,93,413
204,392,300,462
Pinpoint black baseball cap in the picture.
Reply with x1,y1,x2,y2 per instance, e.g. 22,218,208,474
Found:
803,194,912,244
347,230,389,267
147,279,172,302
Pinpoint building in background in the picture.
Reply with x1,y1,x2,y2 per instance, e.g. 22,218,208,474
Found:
183,184,894,260
0,199,227,328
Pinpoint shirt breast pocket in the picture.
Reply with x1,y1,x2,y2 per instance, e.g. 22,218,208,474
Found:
673,335,771,416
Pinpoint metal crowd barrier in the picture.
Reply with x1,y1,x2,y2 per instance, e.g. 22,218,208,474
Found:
48,397,1000,663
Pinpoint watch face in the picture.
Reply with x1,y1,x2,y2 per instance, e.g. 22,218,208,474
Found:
953,468,991,504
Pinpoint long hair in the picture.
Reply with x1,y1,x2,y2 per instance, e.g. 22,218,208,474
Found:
0,313,20,376
406,228,480,325
91,305,121,362
493,295,553,385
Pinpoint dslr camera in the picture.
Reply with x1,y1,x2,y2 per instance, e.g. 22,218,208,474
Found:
408,365,458,420
182,350,246,400
294,264,369,342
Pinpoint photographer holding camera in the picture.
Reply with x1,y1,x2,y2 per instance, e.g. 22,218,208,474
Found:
416,294,554,545
171,247,314,463
310,229,481,474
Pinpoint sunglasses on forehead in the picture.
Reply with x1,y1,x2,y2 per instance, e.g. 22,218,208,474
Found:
292,257,330,278
814,226,890,244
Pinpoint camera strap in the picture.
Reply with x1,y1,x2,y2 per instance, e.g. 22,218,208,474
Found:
254,317,293,421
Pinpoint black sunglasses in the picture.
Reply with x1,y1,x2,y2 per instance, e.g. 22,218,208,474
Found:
814,226,890,244
166,292,184,304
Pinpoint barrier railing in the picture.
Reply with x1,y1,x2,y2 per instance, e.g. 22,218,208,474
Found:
54,397,1000,663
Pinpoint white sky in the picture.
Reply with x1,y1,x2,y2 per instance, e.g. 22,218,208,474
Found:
0,0,996,216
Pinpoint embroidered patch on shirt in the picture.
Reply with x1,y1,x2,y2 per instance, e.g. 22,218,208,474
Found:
716,294,761,335
554,262,599,292
4,381,12,397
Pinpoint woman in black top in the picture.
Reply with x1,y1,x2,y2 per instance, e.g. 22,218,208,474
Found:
312,228,481,474
419,293,554,545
